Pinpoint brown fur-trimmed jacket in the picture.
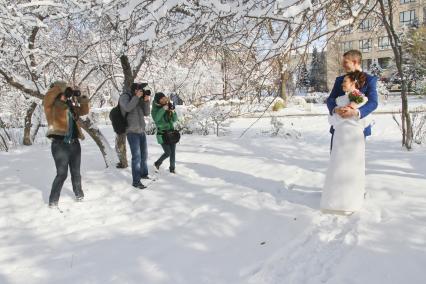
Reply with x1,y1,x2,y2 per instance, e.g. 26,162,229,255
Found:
43,84,89,140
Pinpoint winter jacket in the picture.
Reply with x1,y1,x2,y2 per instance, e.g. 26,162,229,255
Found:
151,102,178,144
327,73,378,137
43,83,89,140
119,92,151,134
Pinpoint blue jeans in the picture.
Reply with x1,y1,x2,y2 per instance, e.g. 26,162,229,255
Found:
156,143,176,170
50,140,83,204
127,132,148,185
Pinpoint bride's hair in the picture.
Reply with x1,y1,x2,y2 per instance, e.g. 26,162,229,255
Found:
345,71,367,89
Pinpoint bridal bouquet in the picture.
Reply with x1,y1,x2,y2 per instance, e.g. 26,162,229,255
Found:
348,89,365,104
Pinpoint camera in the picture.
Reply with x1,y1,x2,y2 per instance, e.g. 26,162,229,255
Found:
64,87,81,98
167,101,175,111
132,82,151,97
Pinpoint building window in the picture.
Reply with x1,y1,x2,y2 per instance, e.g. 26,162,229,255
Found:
359,39,372,52
362,59,372,71
359,19,373,31
378,57,392,69
400,0,415,4
378,36,390,50
340,41,353,52
400,10,416,25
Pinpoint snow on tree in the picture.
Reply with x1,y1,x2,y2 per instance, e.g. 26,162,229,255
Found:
0,0,372,158
296,63,310,90
369,63,383,78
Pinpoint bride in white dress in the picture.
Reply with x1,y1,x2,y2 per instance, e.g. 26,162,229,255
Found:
321,71,371,214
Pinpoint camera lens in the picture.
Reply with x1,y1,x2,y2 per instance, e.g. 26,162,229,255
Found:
64,87,73,98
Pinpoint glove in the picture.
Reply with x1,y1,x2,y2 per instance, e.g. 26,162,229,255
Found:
78,95,89,104
50,80,68,93
163,105,169,110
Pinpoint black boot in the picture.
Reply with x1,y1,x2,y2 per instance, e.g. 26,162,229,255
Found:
116,162,127,169
132,182,147,189
154,161,160,171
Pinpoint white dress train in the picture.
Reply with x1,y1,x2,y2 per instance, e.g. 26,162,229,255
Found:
321,94,369,213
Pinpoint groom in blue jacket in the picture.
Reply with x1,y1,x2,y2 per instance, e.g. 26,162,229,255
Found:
327,50,378,148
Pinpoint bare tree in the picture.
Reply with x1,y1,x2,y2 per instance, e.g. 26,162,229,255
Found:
375,0,415,149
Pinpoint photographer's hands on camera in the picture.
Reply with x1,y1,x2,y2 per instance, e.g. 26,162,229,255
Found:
135,89,151,102
57,85,88,119
162,100,175,121
163,101,175,110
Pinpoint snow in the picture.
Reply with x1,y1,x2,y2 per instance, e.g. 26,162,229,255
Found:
280,0,312,18
17,1,64,9
0,109,425,283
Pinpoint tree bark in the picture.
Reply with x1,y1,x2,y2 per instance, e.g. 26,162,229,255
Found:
0,118,10,152
31,123,41,143
222,50,228,100
120,55,134,91
280,68,289,105
400,80,413,148
114,55,135,168
377,0,413,150
115,133,128,168
79,117,118,168
23,102,38,146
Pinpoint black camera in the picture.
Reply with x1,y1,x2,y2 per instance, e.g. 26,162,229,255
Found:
64,87,81,98
132,82,151,97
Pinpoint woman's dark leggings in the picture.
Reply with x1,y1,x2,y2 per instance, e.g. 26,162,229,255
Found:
156,143,176,170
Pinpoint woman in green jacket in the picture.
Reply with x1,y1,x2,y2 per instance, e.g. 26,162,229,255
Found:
152,92,178,173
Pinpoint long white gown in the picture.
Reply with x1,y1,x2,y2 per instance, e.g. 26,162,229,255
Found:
321,94,369,213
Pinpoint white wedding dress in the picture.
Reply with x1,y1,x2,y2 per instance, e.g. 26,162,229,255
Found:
321,94,369,213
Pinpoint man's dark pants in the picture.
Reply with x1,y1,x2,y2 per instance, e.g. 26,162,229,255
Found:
127,132,149,185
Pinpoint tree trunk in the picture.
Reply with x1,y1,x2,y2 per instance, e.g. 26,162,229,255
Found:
222,49,228,100
79,117,118,168
401,81,413,149
31,122,41,143
280,70,289,105
23,102,38,146
0,118,10,152
120,55,133,91
115,133,128,168
278,56,289,105
377,0,413,150
0,134,8,152
114,54,135,168
395,51,413,149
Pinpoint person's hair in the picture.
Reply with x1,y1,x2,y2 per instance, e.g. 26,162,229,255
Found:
154,92,166,104
343,50,362,64
345,71,367,89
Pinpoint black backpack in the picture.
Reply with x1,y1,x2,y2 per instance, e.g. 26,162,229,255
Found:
109,94,129,134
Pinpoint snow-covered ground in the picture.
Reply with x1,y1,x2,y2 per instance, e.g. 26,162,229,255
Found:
240,95,426,117
0,112,425,284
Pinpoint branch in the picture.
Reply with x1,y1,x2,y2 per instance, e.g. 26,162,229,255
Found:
0,69,43,100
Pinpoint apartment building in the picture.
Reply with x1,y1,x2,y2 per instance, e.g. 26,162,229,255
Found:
326,0,426,90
